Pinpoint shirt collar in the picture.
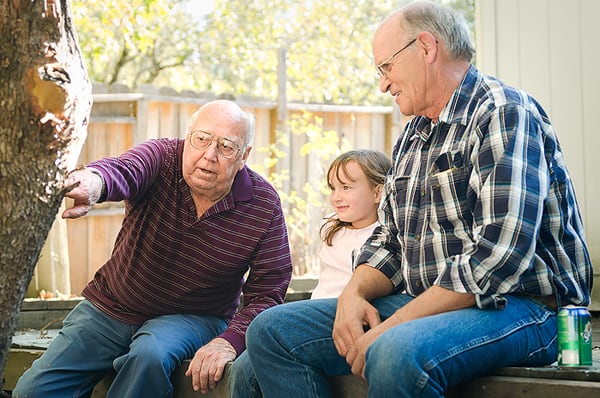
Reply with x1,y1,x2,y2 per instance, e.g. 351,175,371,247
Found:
230,165,253,202
438,64,479,126
413,64,480,141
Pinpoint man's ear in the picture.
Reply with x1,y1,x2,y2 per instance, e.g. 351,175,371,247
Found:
239,146,252,169
417,31,438,59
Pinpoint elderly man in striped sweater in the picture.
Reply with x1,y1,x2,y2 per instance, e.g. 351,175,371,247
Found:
13,100,292,397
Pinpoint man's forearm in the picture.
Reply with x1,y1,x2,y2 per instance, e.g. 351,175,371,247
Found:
341,264,394,301
389,285,475,325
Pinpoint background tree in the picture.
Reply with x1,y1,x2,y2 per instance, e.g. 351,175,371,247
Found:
71,0,202,88
190,0,397,104
0,0,92,387
71,0,474,104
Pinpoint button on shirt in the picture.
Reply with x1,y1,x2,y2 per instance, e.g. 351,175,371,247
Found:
355,66,592,309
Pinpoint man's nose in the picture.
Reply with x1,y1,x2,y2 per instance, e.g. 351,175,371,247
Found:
379,74,391,93
203,140,219,160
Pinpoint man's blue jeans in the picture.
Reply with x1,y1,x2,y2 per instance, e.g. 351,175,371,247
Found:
229,350,262,398
245,294,557,398
12,300,227,398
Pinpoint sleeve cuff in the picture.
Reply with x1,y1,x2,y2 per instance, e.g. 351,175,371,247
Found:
219,330,246,357
87,167,107,202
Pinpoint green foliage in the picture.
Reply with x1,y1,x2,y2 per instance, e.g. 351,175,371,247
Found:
72,0,475,104
71,0,202,87
251,112,350,275
192,0,397,105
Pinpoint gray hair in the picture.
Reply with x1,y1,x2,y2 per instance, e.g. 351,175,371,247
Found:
402,1,475,62
243,111,256,148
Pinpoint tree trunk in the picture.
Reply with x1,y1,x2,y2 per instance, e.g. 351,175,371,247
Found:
0,0,91,389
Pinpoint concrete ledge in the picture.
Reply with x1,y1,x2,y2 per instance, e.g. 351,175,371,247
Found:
7,298,600,397
448,375,600,398
6,350,600,398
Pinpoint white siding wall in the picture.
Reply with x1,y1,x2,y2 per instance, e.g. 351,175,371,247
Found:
476,0,600,309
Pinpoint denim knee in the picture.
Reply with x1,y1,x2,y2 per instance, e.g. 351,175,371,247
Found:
115,332,173,374
229,351,262,398
365,330,434,397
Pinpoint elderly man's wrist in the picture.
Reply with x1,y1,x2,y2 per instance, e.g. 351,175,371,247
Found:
87,167,107,202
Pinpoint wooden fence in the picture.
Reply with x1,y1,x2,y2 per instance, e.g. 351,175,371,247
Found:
37,85,400,296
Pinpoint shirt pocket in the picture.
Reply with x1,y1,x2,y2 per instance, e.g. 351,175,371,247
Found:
428,165,473,255
386,175,413,227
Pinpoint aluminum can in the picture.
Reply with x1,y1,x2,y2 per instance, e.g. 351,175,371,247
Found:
557,305,593,366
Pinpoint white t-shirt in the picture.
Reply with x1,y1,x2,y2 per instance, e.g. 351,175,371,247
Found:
310,220,379,299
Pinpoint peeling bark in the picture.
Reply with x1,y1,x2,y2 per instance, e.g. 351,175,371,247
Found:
0,0,92,387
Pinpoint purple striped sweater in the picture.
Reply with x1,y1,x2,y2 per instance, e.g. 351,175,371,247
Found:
83,138,292,354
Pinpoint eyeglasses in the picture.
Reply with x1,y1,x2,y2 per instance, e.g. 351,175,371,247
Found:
376,38,417,78
188,130,241,159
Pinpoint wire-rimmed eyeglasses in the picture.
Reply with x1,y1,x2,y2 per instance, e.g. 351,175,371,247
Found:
376,38,417,78
188,130,241,159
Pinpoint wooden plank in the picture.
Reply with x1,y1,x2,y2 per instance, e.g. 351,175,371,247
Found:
474,0,497,76
66,217,89,294
329,375,368,397
158,101,177,138
517,0,551,106
548,1,585,201
494,0,521,86
4,349,113,396
580,0,600,311
3,349,44,390
450,375,600,398
8,313,600,397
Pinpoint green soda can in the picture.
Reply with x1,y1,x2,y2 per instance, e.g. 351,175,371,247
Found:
557,305,593,366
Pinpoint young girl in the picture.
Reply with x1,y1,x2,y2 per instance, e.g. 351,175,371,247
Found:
228,149,391,398
311,149,391,299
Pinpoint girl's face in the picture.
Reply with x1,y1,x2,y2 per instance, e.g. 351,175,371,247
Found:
328,160,382,229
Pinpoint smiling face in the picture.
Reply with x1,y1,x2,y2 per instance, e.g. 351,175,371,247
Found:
373,15,426,117
328,160,382,229
182,101,251,205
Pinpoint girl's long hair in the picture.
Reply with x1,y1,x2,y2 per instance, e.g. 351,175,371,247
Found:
321,150,391,246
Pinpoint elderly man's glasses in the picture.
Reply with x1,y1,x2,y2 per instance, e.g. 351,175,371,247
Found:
376,38,417,78
189,130,241,159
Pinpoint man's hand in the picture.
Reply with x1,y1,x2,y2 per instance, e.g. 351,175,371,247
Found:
332,265,392,359
61,168,103,219
185,338,237,394
344,285,476,379
332,294,380,358
345,321,388,378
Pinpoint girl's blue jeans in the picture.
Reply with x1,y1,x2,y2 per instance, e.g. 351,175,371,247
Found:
12,299,227,398
242,294,557,398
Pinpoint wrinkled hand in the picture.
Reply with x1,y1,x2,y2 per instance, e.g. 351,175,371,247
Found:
185,338,237,394
61,168,103,219
344,322,387,379
332,294,381,360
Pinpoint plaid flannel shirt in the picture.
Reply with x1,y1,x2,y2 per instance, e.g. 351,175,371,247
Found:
355,66,592,309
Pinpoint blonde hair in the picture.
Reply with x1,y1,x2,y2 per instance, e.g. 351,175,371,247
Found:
321,150,391,246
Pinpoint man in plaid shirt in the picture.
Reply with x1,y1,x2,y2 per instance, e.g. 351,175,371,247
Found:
240,2,593,397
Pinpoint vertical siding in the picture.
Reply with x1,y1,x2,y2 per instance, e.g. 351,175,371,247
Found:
580,0,600,292
476,0,600,309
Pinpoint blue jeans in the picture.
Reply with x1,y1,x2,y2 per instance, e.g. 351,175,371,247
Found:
12,300,227,398
229,351,262,398
245,294,557,398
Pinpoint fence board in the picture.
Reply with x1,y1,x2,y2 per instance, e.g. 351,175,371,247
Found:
55,93,397,295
